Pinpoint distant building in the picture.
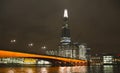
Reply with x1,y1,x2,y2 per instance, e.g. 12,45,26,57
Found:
90,54,103,65
116,54,120,65
90,54,120,65
46,9,90,60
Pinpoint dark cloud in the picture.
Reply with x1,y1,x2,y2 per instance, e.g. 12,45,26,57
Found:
0,0,120,54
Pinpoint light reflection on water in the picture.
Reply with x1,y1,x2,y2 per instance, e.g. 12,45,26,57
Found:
59,66,87,73
103,65,113,73
39,67,48,73
0,65,119,73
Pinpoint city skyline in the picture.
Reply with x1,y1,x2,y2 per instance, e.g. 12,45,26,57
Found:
0,0,120,54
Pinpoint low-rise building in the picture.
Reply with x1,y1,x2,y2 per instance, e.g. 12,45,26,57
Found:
90,54,120,65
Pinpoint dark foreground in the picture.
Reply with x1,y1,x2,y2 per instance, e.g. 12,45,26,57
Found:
0,65,120,73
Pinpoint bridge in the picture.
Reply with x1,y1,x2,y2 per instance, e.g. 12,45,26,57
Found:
0,50,87,66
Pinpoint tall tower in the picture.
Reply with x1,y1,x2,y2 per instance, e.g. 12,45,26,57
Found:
58,9,73,58
46,9,88,60
60,9,71,45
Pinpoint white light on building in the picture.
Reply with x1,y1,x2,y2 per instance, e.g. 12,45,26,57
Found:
103,56,113,64
64,9,68,18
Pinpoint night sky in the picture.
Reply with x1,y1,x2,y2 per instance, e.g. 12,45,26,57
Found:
0,0,120,54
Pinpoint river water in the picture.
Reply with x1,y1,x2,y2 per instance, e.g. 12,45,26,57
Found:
0,65,119,73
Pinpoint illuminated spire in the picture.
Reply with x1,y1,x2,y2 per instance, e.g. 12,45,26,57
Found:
60,9,71,44
64,9,68,18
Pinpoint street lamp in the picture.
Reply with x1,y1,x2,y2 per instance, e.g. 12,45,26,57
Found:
41,46,47,50
28,43,34,47
9,39,16,50
10,39,16,43
41,46,47,55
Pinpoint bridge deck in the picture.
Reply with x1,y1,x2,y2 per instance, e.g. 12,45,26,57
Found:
0,50,87,65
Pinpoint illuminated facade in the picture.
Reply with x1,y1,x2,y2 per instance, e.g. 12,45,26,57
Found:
103,56,113,64
0,58,37,64
0,58,51,65
90,54,120,65
116,55,120,64
46,9,89,60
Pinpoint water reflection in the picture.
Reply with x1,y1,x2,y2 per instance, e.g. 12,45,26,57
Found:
0,65,120,73
7,68,15,73
104,65,113,73
25,68,34,73
6,67,35,73
59,66,87,73
38,67,48,73
88,65,102,73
